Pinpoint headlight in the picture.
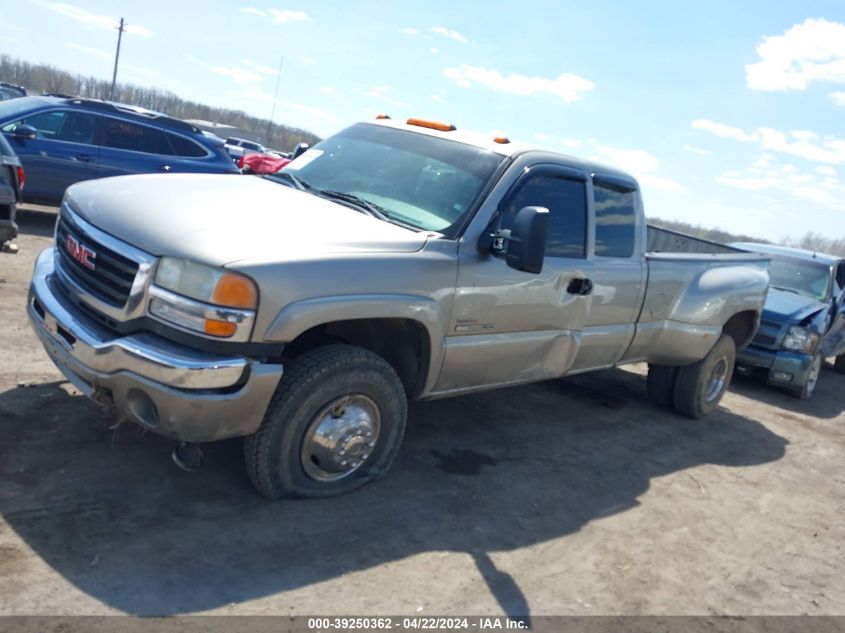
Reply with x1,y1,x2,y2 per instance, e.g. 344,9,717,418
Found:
155,258,257,309
782,326,819,353
150,258,258,339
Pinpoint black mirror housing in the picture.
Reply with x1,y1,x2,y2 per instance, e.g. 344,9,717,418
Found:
291,142,310,159
11,124,37,140
505,206,549,274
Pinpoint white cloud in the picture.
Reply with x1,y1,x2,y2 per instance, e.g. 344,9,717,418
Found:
716,161,845,208
320,85,339,95
300,56,316,65
0,13,24,31
36,2,153,36
67,42,110,60
400,27,419,35
559,139,582,148
432,26,467,43
240,59,278,75
240,7,308,23
683,144,713,156
210,65,263,84
443,64,595,102
694,118,845,165
593,144,685,193
746,18,845,91
816,166,837,176
430,47,439,55
691,119,758,142
830,91,845,106
429,94,444,102
268,8,309,24
358,85,410,109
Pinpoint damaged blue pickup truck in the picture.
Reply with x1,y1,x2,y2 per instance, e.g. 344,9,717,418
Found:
733,242,845,399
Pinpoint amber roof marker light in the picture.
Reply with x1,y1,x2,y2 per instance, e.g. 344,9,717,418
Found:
406,117,456,132
493,136,511,144
375,114,391,120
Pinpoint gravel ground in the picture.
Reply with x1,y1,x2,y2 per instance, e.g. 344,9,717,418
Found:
1,207,844,617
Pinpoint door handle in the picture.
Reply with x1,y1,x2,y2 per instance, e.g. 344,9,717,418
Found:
74,154,93,162
567,277,593,295
159,164,172,172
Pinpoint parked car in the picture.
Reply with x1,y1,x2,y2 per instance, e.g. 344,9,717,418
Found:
0,82,27,101
0,131,24,247
732,242,845,399
0,96,239,205
27,117,770,499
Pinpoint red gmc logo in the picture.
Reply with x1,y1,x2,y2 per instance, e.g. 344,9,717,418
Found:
64,234,97,270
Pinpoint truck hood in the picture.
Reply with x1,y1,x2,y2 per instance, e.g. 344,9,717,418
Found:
762,287,828,325
64,174,429,266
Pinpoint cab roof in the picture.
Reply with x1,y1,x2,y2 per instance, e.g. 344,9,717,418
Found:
366,117,638,187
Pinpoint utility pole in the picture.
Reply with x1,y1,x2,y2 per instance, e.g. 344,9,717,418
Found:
266,55,284,147
109,17,125,100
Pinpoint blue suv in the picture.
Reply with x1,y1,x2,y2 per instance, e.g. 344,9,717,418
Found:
0,96,239,205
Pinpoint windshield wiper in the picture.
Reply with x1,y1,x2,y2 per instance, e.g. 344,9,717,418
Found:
770,285,800,295
264,171,310,191
316,189,391,222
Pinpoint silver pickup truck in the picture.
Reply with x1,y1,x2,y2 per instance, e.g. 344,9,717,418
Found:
27,117,770,499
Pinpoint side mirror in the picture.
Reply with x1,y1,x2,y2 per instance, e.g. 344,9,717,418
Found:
502,206,549,274
11,124,37,139
291,142,309,160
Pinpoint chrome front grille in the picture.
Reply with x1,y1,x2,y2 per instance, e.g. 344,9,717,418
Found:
55,212,140,307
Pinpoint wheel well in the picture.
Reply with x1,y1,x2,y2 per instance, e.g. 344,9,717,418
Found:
722,310,758,349
284,318,431,398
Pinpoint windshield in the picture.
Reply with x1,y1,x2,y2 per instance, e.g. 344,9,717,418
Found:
280,123,505,234
768,256,831,301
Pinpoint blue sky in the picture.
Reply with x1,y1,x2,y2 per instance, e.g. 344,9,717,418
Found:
1,1,845,241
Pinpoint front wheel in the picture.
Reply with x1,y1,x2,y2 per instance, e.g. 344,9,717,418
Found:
673,334,736,419
244,344,407,500
833,354,845,375
789,352,823,400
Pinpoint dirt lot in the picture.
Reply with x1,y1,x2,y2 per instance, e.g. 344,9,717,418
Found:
1,207,844,617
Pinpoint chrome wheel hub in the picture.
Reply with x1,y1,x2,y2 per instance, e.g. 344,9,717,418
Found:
705,357,729,402
301,394,380,482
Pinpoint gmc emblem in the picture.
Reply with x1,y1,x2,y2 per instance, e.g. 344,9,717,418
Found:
64,234,97,271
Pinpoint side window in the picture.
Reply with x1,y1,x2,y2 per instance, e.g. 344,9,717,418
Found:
166,133,207,157
54,112,97,145
593,180,637,258
102,118,171,155
12,110,67,138
502,174,587,259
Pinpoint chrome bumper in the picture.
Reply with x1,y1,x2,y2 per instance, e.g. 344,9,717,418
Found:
28,248,283,442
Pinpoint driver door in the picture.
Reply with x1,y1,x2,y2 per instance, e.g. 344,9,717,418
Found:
433,165,593,394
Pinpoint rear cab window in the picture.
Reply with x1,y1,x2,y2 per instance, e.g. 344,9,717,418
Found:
593,176,638,258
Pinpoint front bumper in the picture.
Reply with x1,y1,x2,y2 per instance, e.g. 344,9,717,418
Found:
736,344,814,388
28,248,283,442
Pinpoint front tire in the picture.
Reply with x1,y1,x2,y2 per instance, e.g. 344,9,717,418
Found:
789,352,823,400
673,334,736,419
245,344,407,500
834,354,845,375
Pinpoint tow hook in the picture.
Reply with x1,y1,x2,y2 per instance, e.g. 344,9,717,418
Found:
172,442,204,472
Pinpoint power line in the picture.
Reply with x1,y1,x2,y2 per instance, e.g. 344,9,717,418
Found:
109,17,125,100
266,55,284,146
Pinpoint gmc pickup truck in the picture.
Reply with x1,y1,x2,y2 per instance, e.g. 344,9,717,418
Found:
27,117,770,499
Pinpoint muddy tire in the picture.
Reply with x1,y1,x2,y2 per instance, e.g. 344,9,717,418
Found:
244,344,407,500
789,352,823,400
673,334,736,419
646,364,678,408
834,354,845,375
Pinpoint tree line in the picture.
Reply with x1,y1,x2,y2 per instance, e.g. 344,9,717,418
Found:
650,218,845,257
0,54,320,151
